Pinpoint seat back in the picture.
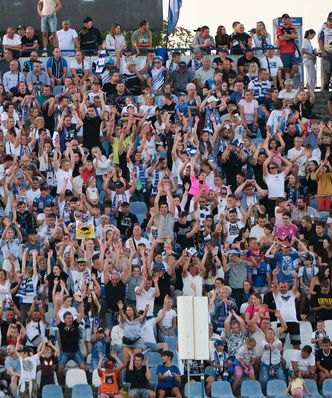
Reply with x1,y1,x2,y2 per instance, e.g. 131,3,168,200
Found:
303,379,320,398
299,321,313,347
266,379,288,397
72,384,93,398
92,368,101,387
211,381,234,398
283,349,297,370
65,368,88,388
147,351,162,368
241,380,263,398
323,378,332,395
42,385,64,398
184,381,204,398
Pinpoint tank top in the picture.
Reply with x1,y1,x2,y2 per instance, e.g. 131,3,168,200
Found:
41,0,56,15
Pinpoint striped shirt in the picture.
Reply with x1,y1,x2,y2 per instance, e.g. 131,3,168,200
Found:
248,78,271,99
148,67,167,92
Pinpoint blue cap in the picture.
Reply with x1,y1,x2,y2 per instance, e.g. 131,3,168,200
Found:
214,340,225,347
266,45,275,50
107,57,114,64
154,55,163,62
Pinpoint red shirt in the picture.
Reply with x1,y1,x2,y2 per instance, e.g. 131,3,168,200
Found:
276,25,297,53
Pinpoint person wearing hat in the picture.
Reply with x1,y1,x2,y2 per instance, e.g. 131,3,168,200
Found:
90,326,111,369
146,56,168,94
319,14,332,91
131,20,152,55
37,0,62,55
247,250,271,293
237,47,260,76
206,339,229,395
276,14,299,79
79,17,102,54
260,44,284,86
98,351,124,398
194,25,215,55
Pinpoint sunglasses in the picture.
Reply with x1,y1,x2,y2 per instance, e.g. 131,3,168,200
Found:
268,166,276,170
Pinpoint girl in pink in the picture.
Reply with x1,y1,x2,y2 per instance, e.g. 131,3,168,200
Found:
286,370,311,398
188,165,210,197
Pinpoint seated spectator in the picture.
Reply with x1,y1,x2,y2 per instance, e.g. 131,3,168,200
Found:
98,352,124,398
316,337,332,388
127,352,156,398
291,345,317,381
156,351,181,398
232,337,256,392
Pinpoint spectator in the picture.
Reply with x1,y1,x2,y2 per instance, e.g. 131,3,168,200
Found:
302,29,317,90
2,26,22,59
215,25,231,49
131,20,153,55
193,25,215,55
2,60,25,93
37,0,62,55
21,27,39,57
291,345,317,381
79,16,102,54
46,47,68,87
316,337,332,388
56,18,79,56
105,23,127,55
318,15,332,91
156,350,181,398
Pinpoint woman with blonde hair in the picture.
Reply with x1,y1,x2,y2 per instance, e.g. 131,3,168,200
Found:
253,21,272,56
105,23,126,55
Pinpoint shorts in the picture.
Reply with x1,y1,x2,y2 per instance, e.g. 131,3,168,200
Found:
156,387,178,396
280,53,298,69
129,388,153,398
143,342,157,352
318,195,331,211
18,380,37,398
279,321,301,345
234,365,254,377
59,350,85,366
291,387,304,398
41,15,57,33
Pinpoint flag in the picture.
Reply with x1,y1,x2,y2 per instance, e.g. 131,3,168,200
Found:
167,0,182,36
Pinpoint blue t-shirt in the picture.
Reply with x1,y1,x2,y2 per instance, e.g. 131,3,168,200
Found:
156,364,180,389
247,262,271,288
91,336,106,360
275,252,298,282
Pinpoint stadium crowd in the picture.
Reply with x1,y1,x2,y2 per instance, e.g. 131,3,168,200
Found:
0,1,331,397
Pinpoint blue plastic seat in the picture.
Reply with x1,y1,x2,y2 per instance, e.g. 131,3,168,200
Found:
267,379,289,398
72,384,93,398
323,379,332,397
129,201,147,225
241,380,264,398
211,381,235,398
303,379,322,398
42,385,64,398
147,351,162,368
53,85,65,96
165,336,178,351
184,381,207,398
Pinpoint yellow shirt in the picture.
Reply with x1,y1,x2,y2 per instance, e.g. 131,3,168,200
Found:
290,378,304,389
112,137,131,165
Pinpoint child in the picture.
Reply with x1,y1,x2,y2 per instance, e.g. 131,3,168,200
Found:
311,320,329,352
98,351,124,398
299,253,318,295
38,339,59,390
91,327,111,369
86,177,100,205
233,337,256,393
156,351,181,398
206,340,230,396
286,369,312,398
175,93,189,119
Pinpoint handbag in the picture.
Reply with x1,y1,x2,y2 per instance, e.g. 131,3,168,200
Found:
122,336,140,345
268,348,279,378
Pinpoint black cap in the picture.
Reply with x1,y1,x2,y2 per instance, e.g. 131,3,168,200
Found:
248,28,256,34
17,346,32,353
97,327,104,333
70,196,79,202
93,79,101,85
178,211,187,218
281,13,290,19
65,190,73,196
114,181,124,188
328,12,332,20
179,61,187,68
83,16,92,23
244,47,254,52
40,183,50,191
17,25,25,30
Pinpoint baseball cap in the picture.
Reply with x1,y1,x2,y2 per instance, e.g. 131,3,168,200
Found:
214,340,226,347
244,47,254,52
178,211,187,218
106,57,114,64
114,181,124,188
65,190,73,196
193,47,202,53
266,44,275,50
281,13,290,19
77,258,87,263
207,96,219,103
154,55,163,62
179,61,187,68
281,240,291,247
40,183,50,191
178,92,186,97
92,79,101,85
16,170,23,179
248,28,256,34
83,16,92,23
17,25,25,30
97,327,104,333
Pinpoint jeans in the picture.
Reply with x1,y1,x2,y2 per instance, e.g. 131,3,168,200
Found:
104,310,119,330
259,362,285,395
322,53,332,90
59,350,84,366
41,15,57,33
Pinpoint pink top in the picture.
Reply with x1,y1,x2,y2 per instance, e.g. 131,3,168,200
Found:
188,175,210,197
245,304,269,328
275,224,298,241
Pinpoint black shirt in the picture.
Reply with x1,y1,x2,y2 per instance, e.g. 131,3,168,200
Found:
79,26,102,52
126,365,149,388
237,55,261,74
174,221,193,249
116,212,139,238
46,271,68,302
308,234,329,257
83,116,102,150
105,280,126,311
299,224,315,241
155,272,171,306
21,35,39,57
58,320,80,352
229,32,250,54
310,289,332,321
316,349,332,370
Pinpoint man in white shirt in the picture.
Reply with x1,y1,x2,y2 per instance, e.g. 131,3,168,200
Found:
287,136,305,172
291,346,316,380
249,214,266,240
260,45,283,86
2,60,25,92
135,275,160,317
2,26,22,55
182,254,206,296
56,18,79,56
278,79,297,104
272,267,301,349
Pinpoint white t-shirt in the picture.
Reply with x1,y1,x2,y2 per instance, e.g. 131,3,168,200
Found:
302,38,314,60
266,109,283,135
26,188,41,203
238,99,258,124
273,290,297,322
55,168,73,194
264,171,286,199
158,308,177,329
69,58,91,74
287,147,305,170
226,221,244,244
135,287,155,316
292,350,315,371
125,237,150,249
260,55,283,77
19,354,39,381
182,273,203,296
2,34,21,46
141,318,156,343
57,28,78,54
249,225,265,241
